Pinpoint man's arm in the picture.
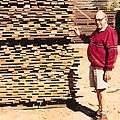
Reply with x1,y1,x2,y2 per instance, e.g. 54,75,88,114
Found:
74,26,90,43
74,26,81,36
104,29,118,81
104,30,118,71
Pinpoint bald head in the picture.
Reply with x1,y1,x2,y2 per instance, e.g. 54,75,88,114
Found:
95,10,108,30
95,10,107,20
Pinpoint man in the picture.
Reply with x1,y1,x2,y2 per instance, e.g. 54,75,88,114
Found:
74,10,118,120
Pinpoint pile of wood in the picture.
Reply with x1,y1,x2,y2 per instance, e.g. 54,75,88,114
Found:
0,0,82,105
72,8,116,43
0,40,81,104
73,0,108,10
0,0,72,41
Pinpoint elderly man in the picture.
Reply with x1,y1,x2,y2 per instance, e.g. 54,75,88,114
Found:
74,10,118,120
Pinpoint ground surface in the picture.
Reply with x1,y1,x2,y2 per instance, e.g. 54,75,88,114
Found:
0,44,120,120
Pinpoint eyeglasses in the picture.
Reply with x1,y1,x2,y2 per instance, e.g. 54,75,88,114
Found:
95,17,105,22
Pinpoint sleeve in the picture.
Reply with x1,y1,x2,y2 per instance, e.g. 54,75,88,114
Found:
104,29,118,71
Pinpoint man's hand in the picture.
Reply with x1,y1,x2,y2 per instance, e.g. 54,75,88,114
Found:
103,71,111,81
74,26,81,36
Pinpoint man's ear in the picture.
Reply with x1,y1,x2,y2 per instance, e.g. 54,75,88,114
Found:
105,16,108,22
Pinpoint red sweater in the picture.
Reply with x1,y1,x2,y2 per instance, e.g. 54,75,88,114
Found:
87,26,118,71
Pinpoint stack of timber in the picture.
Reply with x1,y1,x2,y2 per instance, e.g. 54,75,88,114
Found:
0,0,72,40
0,40,81,104
0,0,82,105
73,0,108,10
71,0,116,43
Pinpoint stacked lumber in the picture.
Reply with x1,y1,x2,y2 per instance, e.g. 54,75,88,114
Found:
74,0,108,10
69,0,116,43
0,0,82,104
72,9,115,43
0,41,81,104
0,0,72,41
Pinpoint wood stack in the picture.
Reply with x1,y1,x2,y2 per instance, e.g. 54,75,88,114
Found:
0,0,72,41
0,41,81,104
74,0,108,10
71,0,116,43
0,0,82,104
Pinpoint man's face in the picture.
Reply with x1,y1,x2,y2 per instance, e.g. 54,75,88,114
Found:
95,15,107,30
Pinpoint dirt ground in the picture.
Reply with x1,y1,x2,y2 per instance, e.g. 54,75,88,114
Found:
0,44,120,120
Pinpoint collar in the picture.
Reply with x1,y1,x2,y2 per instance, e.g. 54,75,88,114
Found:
99,24,108,32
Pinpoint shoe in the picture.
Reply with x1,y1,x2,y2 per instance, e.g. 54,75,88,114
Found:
96,110,108,120
96,109,102,119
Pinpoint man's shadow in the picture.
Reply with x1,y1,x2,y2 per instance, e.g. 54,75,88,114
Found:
66,99,97,120
67,69,97,120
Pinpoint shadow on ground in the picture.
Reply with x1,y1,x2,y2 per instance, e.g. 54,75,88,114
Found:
0,98,98,119
66,98,97,120
0,99,66,110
